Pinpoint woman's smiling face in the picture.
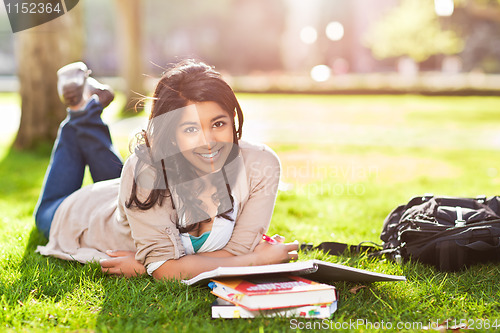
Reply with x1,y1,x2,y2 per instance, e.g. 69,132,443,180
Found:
175,101,234,175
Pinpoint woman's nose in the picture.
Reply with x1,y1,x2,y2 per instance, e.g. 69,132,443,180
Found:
201,128,215,148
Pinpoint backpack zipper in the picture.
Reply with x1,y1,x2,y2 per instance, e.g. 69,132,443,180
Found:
455,206,466,227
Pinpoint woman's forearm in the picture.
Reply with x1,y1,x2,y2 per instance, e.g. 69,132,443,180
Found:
152,240,298,281
152,251,259,280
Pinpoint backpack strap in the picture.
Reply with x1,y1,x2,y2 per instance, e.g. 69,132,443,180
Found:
300,241,382,256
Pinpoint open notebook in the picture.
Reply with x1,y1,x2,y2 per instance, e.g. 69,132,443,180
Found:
182,259,406,286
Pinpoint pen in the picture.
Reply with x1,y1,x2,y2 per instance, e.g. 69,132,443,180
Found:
262,234,278,244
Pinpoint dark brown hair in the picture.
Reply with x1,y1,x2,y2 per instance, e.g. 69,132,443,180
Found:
126,60,244,231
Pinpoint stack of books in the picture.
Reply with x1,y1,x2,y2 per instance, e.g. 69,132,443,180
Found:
180,259,406,319
209,275,337,319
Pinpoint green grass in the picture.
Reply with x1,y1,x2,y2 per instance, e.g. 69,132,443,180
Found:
1,93,500,332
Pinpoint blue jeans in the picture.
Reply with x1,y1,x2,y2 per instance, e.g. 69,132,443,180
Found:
34,98,123,238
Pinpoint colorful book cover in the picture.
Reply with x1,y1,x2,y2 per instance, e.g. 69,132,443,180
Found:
209,275,336,311
211,297,338,319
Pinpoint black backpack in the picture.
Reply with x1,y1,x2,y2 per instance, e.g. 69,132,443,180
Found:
300,195,500,272
380,195,500,271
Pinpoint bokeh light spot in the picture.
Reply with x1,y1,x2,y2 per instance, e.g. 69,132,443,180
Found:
434,0,454,16
300,26,318,44
310,65,331,82
326,21,344,41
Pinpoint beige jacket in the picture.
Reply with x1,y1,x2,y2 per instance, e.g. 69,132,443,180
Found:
36,141,281,266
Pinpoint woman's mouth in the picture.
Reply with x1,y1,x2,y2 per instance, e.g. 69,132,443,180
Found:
196,148,221,160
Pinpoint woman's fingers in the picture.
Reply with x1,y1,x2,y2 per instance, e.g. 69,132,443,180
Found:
100,257,124,274
100,254,146,277
286,241,299,261
99,258,114,268
101,266,121,275
288,250,299,261
285,241,299,251
253,237,302,264
272,234,285,243
100,262,118,275
100,259,126,276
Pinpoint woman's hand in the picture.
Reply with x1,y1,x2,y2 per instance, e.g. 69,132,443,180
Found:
86,77,115,108
252,235,299,265
100,250,146,277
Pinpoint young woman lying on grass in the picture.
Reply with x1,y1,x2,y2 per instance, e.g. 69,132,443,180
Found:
35,59,298,280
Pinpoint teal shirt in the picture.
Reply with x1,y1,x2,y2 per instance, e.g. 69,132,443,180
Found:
189,231,211,252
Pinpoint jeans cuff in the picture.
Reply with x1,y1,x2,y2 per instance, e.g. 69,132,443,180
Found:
67,95,100,118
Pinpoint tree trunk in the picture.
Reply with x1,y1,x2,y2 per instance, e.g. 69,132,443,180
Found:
115,0,145,113
14,5,84,150
464,1,500,23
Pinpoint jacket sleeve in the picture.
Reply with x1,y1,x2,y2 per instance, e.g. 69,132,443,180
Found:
222,145,281,255
117,154,185,266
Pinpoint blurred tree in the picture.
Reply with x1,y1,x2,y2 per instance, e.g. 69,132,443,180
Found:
220,0,285,73
456,0,500,22
143,0,232,70
364,0,464,64
142,0,285,74
453,0,500,72
14,5,84,150
114,0,146,112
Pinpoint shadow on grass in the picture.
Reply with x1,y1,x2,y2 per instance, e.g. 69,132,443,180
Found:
0,144,51,205
0,228,77,303
0,226,98,332
0,145,92,328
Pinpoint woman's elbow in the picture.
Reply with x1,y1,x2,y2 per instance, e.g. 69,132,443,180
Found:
151,259,185,281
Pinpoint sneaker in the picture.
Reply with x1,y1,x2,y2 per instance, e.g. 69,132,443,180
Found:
57,62,90,110
57,62,115,110
86,77,115,109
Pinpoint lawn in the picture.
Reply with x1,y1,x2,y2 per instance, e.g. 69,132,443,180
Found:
1,93,500,332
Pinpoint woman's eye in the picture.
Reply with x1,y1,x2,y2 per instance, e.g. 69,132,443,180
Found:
213,121,226,128
184,126,198,133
